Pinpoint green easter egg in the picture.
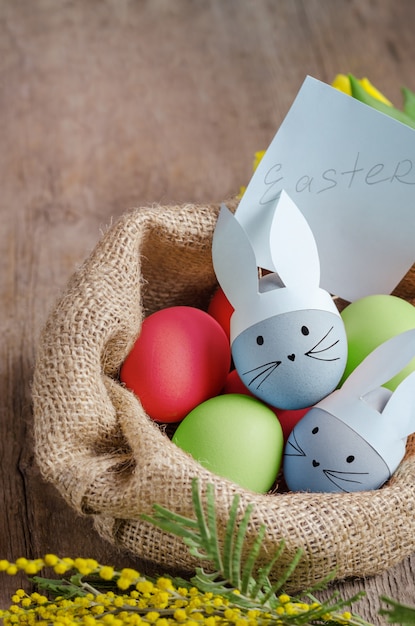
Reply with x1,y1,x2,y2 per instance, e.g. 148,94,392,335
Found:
340,294,415,390
172,394,283,493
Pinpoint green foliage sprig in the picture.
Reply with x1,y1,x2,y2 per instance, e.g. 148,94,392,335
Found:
143,477,370,624
145,478,304,608
0,477,411,625
379,596,415,625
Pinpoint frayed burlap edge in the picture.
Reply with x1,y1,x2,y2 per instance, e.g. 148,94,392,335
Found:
32,202,415,592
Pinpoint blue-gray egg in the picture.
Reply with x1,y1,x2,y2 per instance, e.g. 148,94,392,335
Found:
283,408,390,493
231,310,347,410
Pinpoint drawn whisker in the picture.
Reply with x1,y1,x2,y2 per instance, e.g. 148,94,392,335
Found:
310,326,335,350
305,326,341,361
243,361,281,389
247,363,280,388
284,430,305,457
309,339,339,354
306,353,340,362
323,469,369,491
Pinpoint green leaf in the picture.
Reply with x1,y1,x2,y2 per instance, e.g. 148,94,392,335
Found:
222,491,240,581
240,523,267,595
250,539,287,602
203,481,223,571
231,502,254,588
348,74,415,129
191,479,212,549
380,596,415,625
260,547,303,605
141,505,201,546
31,575,88,599
402,86,415,121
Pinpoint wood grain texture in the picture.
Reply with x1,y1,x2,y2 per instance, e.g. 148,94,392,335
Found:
2,0,415,619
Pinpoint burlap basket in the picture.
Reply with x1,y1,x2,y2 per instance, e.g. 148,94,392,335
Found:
32,202,415,592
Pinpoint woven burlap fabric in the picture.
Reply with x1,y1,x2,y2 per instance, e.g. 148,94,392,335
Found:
32,202,415,591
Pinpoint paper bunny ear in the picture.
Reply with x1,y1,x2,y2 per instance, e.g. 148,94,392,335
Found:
212,203,259,310
212,195,341,345
381,370,415,439
269,191,320,291
341,328,415,398
212,192,323,304
314,328,415,474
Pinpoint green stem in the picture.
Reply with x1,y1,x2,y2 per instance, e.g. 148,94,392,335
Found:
348,74,415,129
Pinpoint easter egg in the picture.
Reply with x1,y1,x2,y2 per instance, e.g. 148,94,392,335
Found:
275,406,309,442
207,287,234,341
222,368,254,396
120,306,231,423
340,294,415,390
172,394,283,493
223,369,308,441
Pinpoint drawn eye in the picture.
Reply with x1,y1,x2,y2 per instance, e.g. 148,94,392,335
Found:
301,326,310,336
256,336,264,346
346,455,355,463
312,427,319,434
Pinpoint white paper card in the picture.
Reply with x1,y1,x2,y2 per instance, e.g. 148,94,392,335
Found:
235,76,415,302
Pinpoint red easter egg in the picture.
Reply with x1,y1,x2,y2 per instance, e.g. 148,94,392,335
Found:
222,369,308,441
207,287,234,341
274,406,309,442
223,368,255,397
120,306,231,423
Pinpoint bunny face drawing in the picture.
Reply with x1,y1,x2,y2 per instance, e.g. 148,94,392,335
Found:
283,329,415,493
211,191,348,410
232,309,347,410
284,407,391,492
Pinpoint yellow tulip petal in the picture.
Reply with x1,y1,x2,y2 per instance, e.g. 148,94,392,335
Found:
253,150,266,171
331,74,393,107
359,77,393,106
331,74,352,95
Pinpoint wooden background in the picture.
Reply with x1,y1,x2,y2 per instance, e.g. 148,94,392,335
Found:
2,0,415,620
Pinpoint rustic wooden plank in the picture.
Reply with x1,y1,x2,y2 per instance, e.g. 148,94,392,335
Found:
2,0,415,618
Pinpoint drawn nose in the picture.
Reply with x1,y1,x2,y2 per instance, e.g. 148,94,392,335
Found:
288,354,295,361
312,459,320,468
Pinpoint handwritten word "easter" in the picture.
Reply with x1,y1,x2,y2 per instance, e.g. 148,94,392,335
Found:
260,152,415,205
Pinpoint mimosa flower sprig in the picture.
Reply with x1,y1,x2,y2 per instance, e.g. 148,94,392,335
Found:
0,478,371,625
142,479,366,620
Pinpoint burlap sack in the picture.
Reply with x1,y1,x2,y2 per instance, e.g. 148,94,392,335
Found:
32,202,415,592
